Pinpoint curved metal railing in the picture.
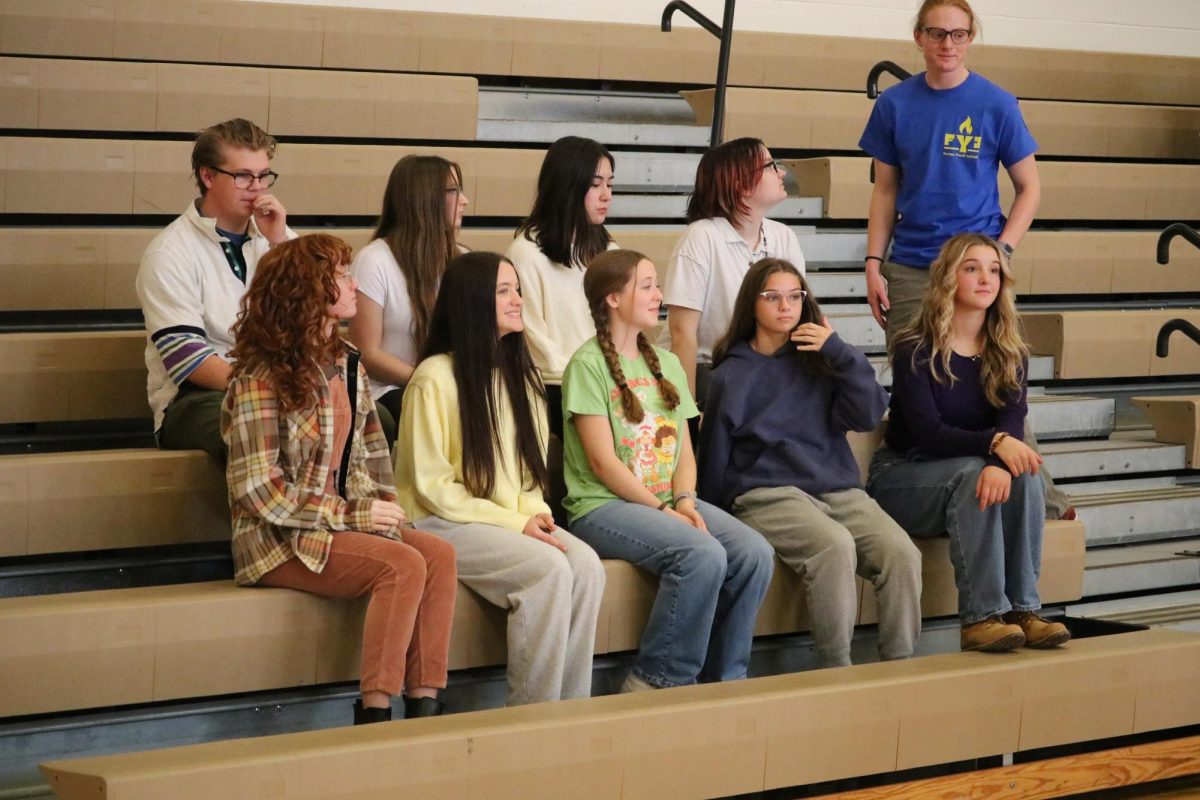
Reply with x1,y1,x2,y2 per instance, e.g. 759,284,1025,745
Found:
867,60,913,99
662,0,737,147
1156,319,1200,358
1156,222,1200,265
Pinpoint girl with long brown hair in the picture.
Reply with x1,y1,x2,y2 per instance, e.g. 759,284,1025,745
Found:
349,155,469,445
561,249,773,692
866,233,1070,653
394,251,605,706
223,233,457,725
700,258,922,668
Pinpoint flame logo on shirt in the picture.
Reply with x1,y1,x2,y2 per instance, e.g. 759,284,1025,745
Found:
943,116,982,159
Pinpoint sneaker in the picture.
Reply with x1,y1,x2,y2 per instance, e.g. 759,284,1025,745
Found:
1059,507,1078,522
1003,610,1071,649
620,673,658,693
960,617,1026,652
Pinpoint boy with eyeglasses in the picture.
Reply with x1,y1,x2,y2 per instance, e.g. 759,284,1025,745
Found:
136,118,295,464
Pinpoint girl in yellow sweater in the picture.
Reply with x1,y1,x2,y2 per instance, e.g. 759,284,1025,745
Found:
394,251,606,705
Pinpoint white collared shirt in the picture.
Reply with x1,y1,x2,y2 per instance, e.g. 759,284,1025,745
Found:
658,217,806,363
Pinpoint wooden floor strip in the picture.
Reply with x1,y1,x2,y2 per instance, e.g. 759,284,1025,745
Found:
817,734,1200,800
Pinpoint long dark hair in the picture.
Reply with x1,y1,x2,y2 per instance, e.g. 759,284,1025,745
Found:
582,249,681,424
421,252,549,498
686,137,766,224
229,234,350,413
515,136,614,268
711,257,832,377
372,155,462,350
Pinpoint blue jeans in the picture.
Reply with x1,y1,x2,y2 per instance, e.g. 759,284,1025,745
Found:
571,498,774,687
866,449,1045,625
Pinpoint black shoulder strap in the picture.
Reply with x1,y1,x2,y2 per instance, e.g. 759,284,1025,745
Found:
337,349,360,498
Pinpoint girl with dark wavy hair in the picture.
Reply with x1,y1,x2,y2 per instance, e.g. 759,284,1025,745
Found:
350,154,469,446
562,249,773,693
867,234,1069,653
223,233,457,725
659,136,806,406
394,251,605,706
700,258,922,668
508,136,616,436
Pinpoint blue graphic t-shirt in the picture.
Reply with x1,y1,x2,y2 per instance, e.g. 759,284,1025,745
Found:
858,71,1038,268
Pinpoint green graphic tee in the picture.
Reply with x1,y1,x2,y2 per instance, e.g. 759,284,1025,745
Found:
561,337,699,522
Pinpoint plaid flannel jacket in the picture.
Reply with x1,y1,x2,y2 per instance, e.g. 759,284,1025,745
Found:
221,352,400,585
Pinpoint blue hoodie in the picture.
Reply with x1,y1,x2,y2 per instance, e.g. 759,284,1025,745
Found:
698,334,888,509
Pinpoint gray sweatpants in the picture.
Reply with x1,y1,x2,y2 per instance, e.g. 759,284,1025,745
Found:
732,486,923,667
414,516,605,706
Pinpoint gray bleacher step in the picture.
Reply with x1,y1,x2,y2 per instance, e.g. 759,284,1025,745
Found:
479,86,700,124
806,272,866,300
1069,589,1200,634
867,353,1056,387
1039,431,1187,480
1026,394,1114,440
795,231,867,267
1070,485,1200,546
1082,537,1200,598
611,194,822,219
479,118,710,147
825,305,884,352
612,151,701,192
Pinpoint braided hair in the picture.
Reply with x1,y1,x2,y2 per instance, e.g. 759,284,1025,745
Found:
583,250,680,423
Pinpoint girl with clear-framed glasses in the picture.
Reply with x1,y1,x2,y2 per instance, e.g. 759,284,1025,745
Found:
698,258,922,668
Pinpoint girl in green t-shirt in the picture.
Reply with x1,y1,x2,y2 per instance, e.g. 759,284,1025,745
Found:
562,249,774,691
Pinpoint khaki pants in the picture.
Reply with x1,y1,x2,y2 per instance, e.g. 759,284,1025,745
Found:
733,486,922,667
880,261,1072,519
259,529,457,696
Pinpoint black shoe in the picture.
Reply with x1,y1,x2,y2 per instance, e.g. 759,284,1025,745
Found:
353,699,392,725
404,696,445,718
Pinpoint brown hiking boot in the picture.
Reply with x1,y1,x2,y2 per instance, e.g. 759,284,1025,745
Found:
1002,611,1071,649
960,617,1025,652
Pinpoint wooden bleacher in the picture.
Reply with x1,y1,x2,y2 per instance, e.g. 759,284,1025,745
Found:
683,88,1200,159
0,56,479,139
36,629,1200,799
1,2,1199,797
784,156,1200,221
2,2,1197,104
0,426,1087,716
1023,309,1200,379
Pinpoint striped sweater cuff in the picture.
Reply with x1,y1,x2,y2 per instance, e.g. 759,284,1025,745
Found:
152,326,217,385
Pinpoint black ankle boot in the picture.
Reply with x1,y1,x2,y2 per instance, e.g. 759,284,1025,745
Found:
404,696,445,718
353,699,392,725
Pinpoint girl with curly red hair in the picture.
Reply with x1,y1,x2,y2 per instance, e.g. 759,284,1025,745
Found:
222,233,457,724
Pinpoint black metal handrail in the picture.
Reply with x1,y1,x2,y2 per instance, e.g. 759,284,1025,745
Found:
867,60,913,99
1156,319,1200,357
1156,222,1200,265
662,0,737,147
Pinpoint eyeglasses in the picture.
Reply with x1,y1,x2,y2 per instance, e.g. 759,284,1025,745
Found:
920,26,971,44
757,289,807,306
209,166,278,189
758,160,783,175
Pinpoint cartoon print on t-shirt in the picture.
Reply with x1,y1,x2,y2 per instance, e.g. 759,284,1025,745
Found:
614,410,677,499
